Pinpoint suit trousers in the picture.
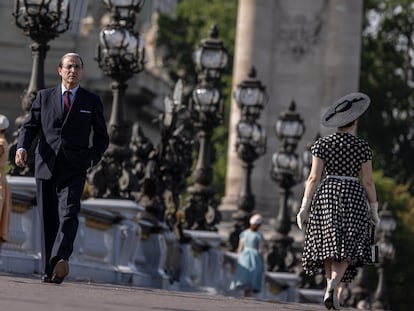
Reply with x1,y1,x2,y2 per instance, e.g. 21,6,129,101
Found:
36,149,86,275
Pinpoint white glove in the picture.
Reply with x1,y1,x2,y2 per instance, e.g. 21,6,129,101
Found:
369,202,380,226
296,198,311,230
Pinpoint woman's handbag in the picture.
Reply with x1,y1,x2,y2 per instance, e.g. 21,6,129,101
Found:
371,225,379,263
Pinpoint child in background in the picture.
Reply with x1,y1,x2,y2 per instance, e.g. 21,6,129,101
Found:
230,214,265,297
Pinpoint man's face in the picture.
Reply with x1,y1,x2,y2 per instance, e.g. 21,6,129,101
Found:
58,55,83,89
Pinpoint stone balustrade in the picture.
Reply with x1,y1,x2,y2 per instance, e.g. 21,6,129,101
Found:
0,176,321,304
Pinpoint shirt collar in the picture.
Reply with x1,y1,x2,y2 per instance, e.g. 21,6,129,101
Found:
61,85,80,96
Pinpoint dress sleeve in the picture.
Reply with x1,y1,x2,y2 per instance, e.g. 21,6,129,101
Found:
239,230,246,239
311,138,325,160
361,142,373,162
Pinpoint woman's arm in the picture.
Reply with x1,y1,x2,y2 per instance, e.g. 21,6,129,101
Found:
361,160,377,203
237,238,244,255
297,156,324,230
303,155,324,200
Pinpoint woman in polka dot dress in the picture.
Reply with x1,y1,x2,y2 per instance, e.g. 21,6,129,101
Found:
296,93,380,310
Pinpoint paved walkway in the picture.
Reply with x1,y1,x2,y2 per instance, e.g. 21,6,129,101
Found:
0,273,360,311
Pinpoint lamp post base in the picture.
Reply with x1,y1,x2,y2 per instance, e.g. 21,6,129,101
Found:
267,232,295,272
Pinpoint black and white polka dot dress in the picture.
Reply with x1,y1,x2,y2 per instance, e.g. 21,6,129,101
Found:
302,132,373,282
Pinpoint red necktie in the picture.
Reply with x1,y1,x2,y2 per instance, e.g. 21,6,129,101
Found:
64,90,71,117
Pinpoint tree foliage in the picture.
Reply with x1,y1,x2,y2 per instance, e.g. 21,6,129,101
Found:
156,0,236,88
156,0,238,196
359,0,414,192
372,171,414,311
359,2,414,310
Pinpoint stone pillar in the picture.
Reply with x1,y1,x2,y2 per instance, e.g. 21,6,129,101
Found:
220,0,363,220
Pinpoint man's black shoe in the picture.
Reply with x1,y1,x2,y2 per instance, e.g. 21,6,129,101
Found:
51,259,69,284
41,274,53,283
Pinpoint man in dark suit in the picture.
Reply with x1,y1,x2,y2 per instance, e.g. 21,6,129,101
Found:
15,53,109,284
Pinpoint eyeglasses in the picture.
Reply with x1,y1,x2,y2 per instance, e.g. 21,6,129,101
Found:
324,97,364,121
61,64,82,70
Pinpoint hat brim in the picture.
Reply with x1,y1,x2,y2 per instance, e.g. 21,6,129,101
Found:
322,92,370,128
0,115,9,130
249,214,263,225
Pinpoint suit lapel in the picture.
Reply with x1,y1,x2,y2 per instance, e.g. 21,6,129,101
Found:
64,87,83,121
53,86,64,119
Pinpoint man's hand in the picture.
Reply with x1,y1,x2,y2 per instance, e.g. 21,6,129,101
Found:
15,148,27,167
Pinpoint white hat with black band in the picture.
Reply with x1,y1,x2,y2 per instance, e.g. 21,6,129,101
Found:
322,92,371,128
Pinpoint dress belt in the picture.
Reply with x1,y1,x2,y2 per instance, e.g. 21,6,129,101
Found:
326,175,359,182
243,247,257,251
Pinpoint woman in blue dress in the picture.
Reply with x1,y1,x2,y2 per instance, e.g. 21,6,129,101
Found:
230,214,265,297
296,93,380,310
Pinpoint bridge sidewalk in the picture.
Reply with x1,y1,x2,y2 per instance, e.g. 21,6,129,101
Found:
0,273,360,311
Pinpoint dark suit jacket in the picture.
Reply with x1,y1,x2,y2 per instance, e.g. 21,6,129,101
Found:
17,85,109,180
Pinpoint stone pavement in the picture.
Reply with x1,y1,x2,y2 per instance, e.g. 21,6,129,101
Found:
0,273,361,311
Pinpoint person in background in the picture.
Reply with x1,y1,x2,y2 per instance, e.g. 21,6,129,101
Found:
15,53,109,284
0,114,11,252
230,213,265,297
296,92,380,310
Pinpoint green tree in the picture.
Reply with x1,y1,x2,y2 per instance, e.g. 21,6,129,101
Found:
359,0,414,192
373,171,414,311
156,0,238,196
360,2,414,310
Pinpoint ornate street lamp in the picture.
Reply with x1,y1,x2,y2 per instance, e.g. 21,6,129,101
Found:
9,0,70,176
87,0,145,199
193,25,228,82
372,203,396,311
228,67,267,251
268,101,305,272
102,0,145,28
182,25,228,231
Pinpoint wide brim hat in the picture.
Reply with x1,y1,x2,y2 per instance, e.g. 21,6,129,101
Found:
0,114,9,130
249,214,263,225
322,92,370,128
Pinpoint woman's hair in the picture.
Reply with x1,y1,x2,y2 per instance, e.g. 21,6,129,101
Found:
338,120,356,129
250,223,261,231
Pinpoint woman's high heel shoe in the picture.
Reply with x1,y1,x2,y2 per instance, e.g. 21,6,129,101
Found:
324,279,335,310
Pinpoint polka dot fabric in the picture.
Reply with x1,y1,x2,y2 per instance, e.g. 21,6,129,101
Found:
302,132,373,283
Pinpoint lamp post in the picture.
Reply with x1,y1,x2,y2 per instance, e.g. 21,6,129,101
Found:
372,203,396,311
182,24,228,231
267,101,305,272
228,67,267,251
9,0,70,176
128,79,194,230
87,0,145,199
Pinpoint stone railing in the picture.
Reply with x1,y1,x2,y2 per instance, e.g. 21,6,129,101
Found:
1,176,322,304
1,176,227,292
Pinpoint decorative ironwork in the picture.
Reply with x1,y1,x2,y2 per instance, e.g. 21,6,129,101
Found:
267,101,305,272
182,25,228,231
88,0,145,199
129,80,194,234
8,0,71,176
228,67,267,251
372,203,396,310
102,0,145,29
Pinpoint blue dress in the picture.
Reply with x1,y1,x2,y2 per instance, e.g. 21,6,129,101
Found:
230,229,265,292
